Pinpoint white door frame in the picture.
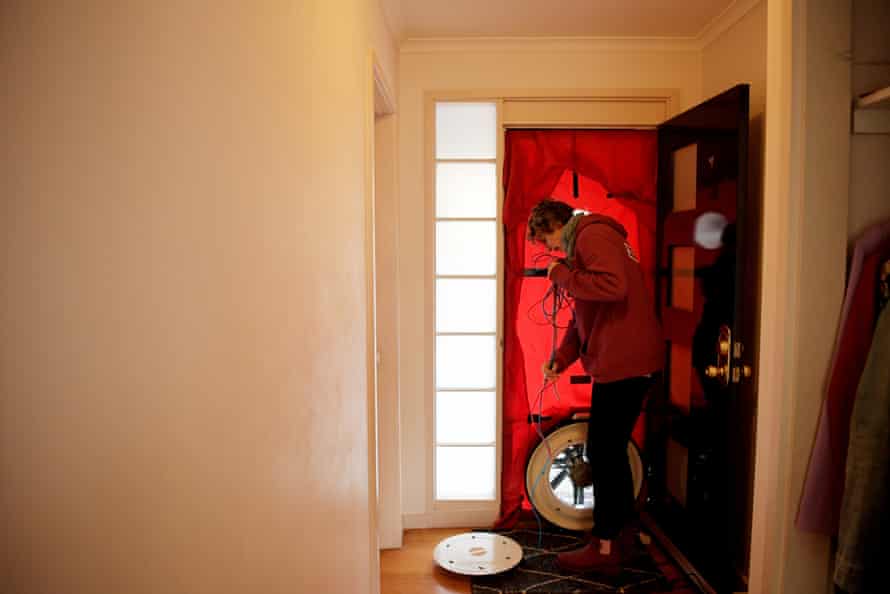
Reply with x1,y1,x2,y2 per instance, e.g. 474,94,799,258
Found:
749,0,844,592
746,0,799,584
396,12,829,589
372,54,403,551
365,49,402,592
363,50,381,594
410,88,681,531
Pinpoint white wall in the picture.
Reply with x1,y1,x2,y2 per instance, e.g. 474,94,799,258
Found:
782,0,851,591
850,0,890,238
703,2,767,115
397,44,701,522
1,2,393,593
750,0,851,592
375,112,404,549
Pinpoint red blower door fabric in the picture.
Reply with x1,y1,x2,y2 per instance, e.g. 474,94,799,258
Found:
497,130,658,528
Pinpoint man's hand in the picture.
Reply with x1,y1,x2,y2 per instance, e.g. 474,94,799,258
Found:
541,361,560,382
546,259,562,277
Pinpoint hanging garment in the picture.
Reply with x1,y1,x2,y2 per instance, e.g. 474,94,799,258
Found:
834,304,890,593
797,219,890,534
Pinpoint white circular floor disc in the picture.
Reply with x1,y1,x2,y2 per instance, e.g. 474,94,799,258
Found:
433,532,523,576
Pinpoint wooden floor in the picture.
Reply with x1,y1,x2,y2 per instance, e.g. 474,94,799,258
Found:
380,527,716,594
380,529,472,594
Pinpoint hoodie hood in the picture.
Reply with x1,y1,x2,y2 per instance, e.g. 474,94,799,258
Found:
574,214,629,239
562,214,628,259
548,211,663,383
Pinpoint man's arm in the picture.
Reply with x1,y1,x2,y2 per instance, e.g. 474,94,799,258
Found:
549,227,628,301
552,313,581,373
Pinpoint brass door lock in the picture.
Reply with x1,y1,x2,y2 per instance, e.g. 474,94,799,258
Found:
705,365,727,380
705,325,754,386
706,326,733,386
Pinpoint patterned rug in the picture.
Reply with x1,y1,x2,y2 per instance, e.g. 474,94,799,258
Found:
470,527,695,594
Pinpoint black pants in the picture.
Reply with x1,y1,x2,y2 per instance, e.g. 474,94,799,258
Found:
587,375,653,540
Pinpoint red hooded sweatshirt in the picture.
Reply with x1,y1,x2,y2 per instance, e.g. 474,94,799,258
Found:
549,214,664,383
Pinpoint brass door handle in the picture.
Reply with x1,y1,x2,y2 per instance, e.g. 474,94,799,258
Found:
706,326,754,386
707,326,733,386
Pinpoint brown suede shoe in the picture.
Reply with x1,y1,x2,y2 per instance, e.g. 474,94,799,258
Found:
616,529,641,558
555,540,623,573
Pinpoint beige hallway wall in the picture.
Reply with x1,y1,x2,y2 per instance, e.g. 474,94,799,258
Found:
703,1,767,114
749,0,851,591
780,0,851,589
1,2,392,593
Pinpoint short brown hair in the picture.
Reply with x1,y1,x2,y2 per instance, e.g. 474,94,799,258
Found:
527,199,574,242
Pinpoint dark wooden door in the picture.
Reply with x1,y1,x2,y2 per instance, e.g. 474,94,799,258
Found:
646,85,758,593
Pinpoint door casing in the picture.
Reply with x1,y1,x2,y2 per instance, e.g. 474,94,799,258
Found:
412,88,680,530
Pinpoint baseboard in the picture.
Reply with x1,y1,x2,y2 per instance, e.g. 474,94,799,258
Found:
403,509,499,530
403,512,430,530
379,530,403,550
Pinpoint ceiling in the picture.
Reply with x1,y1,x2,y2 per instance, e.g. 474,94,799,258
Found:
384,0,737,39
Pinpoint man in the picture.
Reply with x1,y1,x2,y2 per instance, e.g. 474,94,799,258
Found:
527,199,663,571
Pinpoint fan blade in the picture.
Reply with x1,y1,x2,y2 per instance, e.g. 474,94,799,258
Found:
550,469,569,490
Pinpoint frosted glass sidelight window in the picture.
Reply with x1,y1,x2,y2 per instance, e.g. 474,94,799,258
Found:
436,103,497,160
436,335,496,389
436,278,496,333
436,162,497,219
433,101,499,504
436,221,496,276
436,446,496,500
436,392,496,444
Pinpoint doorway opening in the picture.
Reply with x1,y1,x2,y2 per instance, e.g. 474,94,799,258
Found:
497,87,757,593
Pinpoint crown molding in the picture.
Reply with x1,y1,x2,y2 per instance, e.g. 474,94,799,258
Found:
373,58,397,116
401,35,700,55
400,0,763,55
378,0,403,42
698,0,763,49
